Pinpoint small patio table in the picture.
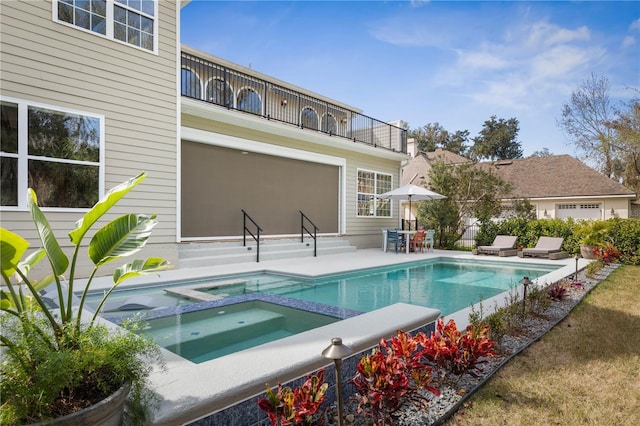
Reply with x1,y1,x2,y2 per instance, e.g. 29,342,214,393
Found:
381,229,417,254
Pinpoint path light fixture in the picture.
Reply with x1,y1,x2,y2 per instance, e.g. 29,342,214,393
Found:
573,255,584,287
520,276,533,316
322,337,353,426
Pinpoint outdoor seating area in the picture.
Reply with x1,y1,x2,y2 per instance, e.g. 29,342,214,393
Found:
383,228,436,254
475,235,518,257
520,236,569,259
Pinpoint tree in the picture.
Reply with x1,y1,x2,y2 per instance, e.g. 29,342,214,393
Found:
607,95,640,194
443,130,470,157
469,116,523,161
417,161,510,249
408,122,448,152
529,148,554,157
557,73,615,177
408,124,470,157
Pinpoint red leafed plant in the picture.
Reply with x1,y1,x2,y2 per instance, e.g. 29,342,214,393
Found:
546,282,568,301
257,369,328,426
593,244,622,264
418,317,496,380
352,331,440,424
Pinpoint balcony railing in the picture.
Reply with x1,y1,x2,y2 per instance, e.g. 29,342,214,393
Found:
181,51,407,154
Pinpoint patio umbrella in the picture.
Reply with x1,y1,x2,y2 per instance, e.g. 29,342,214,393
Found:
377,184,446,222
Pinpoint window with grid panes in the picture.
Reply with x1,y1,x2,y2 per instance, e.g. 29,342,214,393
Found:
357,170,391,217
55,0,156,52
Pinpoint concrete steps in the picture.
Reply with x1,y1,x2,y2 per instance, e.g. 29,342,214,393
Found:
178,237,356,268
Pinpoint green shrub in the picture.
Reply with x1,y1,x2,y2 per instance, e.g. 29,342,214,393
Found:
477,217,638,264
608,218,640,265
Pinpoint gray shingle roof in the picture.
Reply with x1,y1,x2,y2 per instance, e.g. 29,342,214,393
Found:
481,154,636,199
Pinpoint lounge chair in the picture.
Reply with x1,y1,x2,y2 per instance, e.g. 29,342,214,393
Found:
476,235,518,257
521,236,569,259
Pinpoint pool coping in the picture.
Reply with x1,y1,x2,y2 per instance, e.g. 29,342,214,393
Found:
81,249,582,425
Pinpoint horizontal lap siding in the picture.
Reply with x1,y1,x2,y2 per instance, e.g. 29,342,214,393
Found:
0,1,179,249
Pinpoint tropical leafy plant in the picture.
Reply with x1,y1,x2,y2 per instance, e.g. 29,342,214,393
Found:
0,172,170,424
546,282,568,301
418,318,496,381
257,369,328,426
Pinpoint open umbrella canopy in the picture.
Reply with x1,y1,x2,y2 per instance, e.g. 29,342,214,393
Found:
377,184,446,202
377,184,447,228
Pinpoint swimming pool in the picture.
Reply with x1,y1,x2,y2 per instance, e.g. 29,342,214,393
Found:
143,300,339,363
199,259,556,314
85,258,558,364
86,258,557,317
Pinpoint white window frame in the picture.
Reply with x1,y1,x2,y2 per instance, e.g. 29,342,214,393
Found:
356,169,392,217
0,97,105,212
52,0,158,54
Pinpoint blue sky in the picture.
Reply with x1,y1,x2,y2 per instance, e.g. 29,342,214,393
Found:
181,1,640,157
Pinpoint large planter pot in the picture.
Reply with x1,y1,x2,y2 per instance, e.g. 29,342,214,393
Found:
30,383,130,426
580,244,598,260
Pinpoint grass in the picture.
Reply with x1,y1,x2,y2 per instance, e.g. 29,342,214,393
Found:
446,265,640,426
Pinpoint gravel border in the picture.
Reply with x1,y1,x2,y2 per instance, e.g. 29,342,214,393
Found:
323,263,620,426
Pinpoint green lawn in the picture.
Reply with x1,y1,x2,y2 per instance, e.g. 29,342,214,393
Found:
446,265,640,426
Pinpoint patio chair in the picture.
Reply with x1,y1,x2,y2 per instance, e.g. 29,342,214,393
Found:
386,229,403,254
411,230,426,253
476,235,518,257
521,236,569,259
424,229,435,252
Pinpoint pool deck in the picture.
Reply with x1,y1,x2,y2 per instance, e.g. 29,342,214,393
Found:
87,248,584,425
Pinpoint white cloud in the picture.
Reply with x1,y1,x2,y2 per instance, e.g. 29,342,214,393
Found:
456,49,509,70
630,18,640,31
622,35,636,48
530,45,604,79
526,21,590,47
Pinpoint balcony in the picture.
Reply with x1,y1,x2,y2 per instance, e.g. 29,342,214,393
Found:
181,51,407,154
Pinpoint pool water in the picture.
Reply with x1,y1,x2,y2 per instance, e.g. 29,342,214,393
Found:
142,301,338,363
85,259,557,316
200,260,556,314
85,258,558,363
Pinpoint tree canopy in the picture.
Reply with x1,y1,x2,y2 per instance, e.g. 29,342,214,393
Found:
608,94,640,195
469,116,523,161
557,73,615,177
408,116,522,161
408,123,470,157
417,161,510,248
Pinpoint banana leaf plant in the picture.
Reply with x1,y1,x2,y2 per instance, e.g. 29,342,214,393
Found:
0,172,170,351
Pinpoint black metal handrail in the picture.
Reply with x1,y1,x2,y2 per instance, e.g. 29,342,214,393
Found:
181,51,407,153
299,211,319,257
242,209,263,262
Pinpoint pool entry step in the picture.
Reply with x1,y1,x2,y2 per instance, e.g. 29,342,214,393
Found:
178,237,356,267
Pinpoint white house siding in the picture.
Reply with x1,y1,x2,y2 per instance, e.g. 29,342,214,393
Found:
181,110,402,248
0,1,179,277
536,197,632,220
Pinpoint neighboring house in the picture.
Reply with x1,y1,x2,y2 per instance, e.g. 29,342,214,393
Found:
482,155,636,220
0,1,407,277
401,148,637,222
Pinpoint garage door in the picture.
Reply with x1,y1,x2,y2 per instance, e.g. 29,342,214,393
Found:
556,203,601,220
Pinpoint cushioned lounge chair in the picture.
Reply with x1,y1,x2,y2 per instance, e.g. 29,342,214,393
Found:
521,236,569,259
476,235,518,256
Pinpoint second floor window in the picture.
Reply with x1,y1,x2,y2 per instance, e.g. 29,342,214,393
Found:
55,0,157,52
